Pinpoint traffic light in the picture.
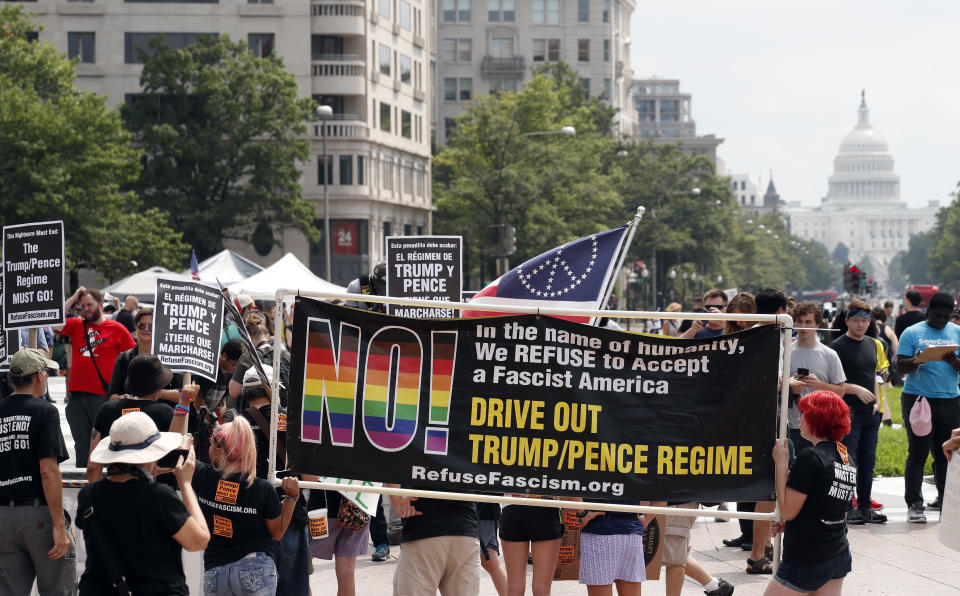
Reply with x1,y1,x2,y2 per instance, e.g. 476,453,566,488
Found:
842,264,863,294
502,225,516,256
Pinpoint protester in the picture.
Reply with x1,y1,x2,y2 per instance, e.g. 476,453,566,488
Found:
228,311,291,409
575,503,647,596
170,409,301,596
199,338,244,412
498,500,563,596
78,412,209,594
307,488,372,596
476,502,508,596
662,504,734,595
724,292,756,335
389,488,480,595
0,348,75,596
662,302,682,337
871,306,898,426
944,428,960,460
345,261,388,313
766,390,855,595
107,307,184,402
56,286,136,467
788,302,846,451
894,289,925,338
88,355,195,482
895,291,960,521
831,300,888,524
679,289,728,339
114,295,139,334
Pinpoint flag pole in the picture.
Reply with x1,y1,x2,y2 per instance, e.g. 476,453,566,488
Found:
596,206,645,324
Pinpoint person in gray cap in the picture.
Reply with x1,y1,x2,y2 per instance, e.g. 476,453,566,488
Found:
345,261,387,313
0,348,75,596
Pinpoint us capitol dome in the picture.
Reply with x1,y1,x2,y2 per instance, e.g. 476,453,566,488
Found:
787,91,938,276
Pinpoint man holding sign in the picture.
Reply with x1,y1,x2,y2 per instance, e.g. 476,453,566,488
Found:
56,287,135,467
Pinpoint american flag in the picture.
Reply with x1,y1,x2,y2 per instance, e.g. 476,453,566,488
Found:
190,249,201,281
463,226,629,324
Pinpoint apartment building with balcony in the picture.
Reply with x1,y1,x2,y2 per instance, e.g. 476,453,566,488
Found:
631,78,723,163
17,0,435,285
435,0,636,144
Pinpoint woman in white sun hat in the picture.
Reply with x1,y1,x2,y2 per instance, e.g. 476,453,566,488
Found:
76,411,210,595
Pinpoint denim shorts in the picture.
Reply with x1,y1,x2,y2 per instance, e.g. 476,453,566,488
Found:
774,549,852,593
203,551,278,596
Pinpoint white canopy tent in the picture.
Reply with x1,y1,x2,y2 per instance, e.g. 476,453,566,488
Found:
102,266,191,301
228,252,344,300
184,249,264,286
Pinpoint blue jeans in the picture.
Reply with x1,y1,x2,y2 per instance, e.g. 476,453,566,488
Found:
274,524,310,596
841,411,881,510
203,552,277,595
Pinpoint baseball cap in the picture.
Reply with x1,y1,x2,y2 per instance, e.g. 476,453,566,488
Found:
237,295,255,309
242,364,273,388
9,348,59,377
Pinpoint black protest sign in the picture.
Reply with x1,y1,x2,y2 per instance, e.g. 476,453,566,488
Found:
152,278,224,381
0,330,17,371
2,221,65,329
386,236,462,318
288,299,781,502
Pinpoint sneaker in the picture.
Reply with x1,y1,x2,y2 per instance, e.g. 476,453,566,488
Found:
371,543,390,561
852,497,881,510
862,509,887,524
926,498,941,511
722,535,749,548
846,509,865,525
705,578,734,596
907,503,927,523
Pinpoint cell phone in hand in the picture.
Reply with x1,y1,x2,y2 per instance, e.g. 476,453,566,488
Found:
796,368,809,377
157,448,189,469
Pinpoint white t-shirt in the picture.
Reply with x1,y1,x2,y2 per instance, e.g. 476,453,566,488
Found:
788,340,847,429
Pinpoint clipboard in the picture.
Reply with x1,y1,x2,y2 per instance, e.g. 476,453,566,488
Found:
916,344,960,363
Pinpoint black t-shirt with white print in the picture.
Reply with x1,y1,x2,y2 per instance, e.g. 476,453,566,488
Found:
0,394,68,500
783,441,856,564
192,461,282,569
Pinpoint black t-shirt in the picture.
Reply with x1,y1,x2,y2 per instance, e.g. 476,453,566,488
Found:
115,309,136,334
783,441,855,564
198,366,231,410
77,478,190,595
830,335,878,414
94,397,175,438
107,346,184,398
895,310,925,339
400,496,478,543
192,462,282,569
0,394,68,500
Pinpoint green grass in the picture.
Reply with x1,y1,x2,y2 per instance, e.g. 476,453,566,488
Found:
873,385,934,477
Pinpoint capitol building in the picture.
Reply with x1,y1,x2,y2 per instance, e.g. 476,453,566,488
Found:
787,92,938,275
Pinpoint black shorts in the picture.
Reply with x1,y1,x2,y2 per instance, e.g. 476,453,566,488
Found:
775,549,852,593
498,505,563,543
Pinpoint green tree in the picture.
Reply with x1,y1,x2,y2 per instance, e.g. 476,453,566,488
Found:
122,34,318,259
832,242,850,265
433,68,621,286
901,230,934,284
0,6,187,282
928,193,960,283
888,252,908,290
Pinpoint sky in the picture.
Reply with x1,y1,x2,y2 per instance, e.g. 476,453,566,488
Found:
629,0,960,208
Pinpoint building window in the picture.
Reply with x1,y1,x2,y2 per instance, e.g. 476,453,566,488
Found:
532,0,559,24
124,32,215,64
380,102,391,132
379,0,390,18
248,0,272,5
602,0,609,22
124,0,218,3
490,78,518,94
317,155,333,185
441,38,471,62
401,110,412,138
532,39,545,62
339,155,353,185
490,37,513,57
580,78,589,96
578,39,589,62
399,0,412,29
357,156,365,185
68,32,95,63
459,77,472,101
444,78,457,100
548,39,560,61
404,224,412,236
442,0,470,22
400,55,412,83
247,33,274,58
487,0,514,22
379,44,391,75
312,35,343,59
603,39,610,62
578,0,589,22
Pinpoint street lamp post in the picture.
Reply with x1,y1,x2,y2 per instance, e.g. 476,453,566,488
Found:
315,105,334,281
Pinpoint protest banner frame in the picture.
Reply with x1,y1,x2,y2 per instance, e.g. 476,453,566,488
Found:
267,290,795,565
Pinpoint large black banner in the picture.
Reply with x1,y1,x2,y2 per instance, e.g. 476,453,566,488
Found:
2,221,65,329
288,299,780,502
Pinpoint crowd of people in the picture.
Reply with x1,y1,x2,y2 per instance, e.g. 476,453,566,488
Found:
2,279,960,596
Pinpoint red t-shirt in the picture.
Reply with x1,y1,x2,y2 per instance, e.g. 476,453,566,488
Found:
61,317,136,395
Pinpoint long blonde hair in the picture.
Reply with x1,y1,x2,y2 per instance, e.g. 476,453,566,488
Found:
212,417,258,487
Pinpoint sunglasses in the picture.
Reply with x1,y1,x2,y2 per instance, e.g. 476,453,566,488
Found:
137,323,153,331
704,303,725,309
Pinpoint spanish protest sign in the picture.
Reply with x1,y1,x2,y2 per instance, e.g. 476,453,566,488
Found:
152,277,224,381
287,299,780,502
386,236,462,318
2,221,65,329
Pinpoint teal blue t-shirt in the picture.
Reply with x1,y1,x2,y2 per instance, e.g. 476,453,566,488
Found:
897,321,960,398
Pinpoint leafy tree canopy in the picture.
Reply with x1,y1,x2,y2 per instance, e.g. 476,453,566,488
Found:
122,34,318,259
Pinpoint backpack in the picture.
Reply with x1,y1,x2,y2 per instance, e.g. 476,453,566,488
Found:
257,343,291,408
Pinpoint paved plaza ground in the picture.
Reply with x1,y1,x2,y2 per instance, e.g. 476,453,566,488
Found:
47,377,960,595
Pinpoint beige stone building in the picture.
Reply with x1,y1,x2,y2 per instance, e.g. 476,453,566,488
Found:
631,78,723,163
19,0,435,285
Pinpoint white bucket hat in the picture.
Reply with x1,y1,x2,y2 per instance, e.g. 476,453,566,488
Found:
90,411,182,465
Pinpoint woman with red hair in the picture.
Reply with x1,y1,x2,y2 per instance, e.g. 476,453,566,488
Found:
177,416,301,595
765,390,856,595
